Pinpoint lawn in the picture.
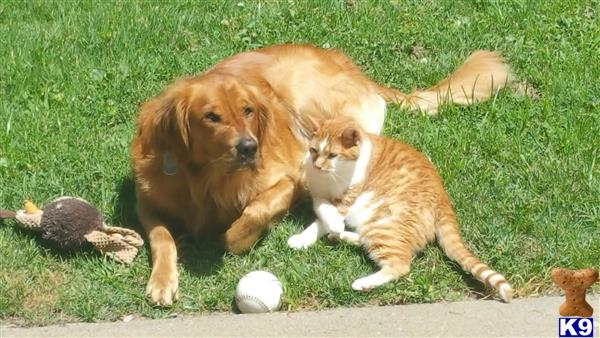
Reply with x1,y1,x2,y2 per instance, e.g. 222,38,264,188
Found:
0,0,598,326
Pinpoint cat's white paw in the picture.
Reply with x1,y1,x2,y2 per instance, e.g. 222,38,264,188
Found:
325,219,345,234
287,234,314,250
328,231,360,245
339,231,360,245
352,271,393,291
351,277,376,291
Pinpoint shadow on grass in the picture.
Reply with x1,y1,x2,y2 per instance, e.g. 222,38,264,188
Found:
111,176,143,235
445,255,491,300
177,237,226,277
113,176,224,277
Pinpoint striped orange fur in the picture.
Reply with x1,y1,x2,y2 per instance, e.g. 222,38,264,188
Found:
290,117,513,302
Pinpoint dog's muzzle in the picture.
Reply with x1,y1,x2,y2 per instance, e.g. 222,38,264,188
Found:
235,137,258,163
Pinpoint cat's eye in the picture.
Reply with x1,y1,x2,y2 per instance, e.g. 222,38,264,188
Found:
309,147,318,155
205,112,221,123
243,106,253,116
328,153,338,159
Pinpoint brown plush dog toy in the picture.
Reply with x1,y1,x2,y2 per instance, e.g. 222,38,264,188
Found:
0,197,144,264
551,267,598,317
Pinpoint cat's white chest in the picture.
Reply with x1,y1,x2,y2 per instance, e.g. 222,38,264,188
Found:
305,159,352,199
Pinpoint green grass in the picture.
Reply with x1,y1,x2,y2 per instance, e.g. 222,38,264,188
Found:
1,0,599,326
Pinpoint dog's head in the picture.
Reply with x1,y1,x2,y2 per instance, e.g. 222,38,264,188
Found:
137,72,282,172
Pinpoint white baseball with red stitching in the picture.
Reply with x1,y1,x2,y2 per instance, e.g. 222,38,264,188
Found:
235,271,283,313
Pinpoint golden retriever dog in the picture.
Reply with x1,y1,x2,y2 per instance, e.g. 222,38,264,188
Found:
130,44,512,305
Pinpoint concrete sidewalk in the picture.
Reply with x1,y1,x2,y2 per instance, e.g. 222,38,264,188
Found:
2,296,599,337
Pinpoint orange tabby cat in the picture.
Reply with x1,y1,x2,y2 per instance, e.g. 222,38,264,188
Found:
288,117,513,302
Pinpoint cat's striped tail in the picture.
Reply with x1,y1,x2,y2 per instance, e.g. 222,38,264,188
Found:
436,221,513,302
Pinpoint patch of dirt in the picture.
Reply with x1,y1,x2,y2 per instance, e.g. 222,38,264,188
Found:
515,276,549,298
510,80,541,100
409,44,427,59
22,271,63,313
1,267,66,326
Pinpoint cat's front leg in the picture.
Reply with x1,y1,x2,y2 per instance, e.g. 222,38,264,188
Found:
339,231,361,245
328,231,361,245
288,219,328,250
313,197,345,235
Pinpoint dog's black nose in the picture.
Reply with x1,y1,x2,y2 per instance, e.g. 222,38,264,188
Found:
236,137,257,157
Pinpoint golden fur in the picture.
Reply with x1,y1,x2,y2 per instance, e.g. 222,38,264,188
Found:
300,118,512,301
131,44,512,305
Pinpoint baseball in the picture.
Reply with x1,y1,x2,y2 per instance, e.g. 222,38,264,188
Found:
235,270,283,314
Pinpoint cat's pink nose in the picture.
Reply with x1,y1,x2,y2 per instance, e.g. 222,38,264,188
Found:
314,158,325,170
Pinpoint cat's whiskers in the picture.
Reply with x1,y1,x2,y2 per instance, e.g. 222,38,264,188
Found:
326,170,346,195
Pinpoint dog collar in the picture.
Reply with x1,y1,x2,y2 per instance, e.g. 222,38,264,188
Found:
162,152,178,175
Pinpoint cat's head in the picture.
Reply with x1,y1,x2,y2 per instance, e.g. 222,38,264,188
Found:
306,117,364,172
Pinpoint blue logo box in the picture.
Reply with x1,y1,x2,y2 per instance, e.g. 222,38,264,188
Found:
559,317,594,337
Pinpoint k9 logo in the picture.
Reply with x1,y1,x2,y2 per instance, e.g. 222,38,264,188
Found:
558,317,594,337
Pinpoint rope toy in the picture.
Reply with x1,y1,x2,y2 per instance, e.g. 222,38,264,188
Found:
0,197,143,264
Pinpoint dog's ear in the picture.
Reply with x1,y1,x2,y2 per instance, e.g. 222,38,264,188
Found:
304,115,324,135
136,82,191,158
245,79,288,141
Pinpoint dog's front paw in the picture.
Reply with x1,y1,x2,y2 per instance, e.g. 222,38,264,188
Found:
221,233,253,255
220,220,261,254
287,234,315,250
146,271,179,306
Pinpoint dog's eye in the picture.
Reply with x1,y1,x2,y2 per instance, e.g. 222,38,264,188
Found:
243,107,253,116
205,112,221,123
328,153,338,159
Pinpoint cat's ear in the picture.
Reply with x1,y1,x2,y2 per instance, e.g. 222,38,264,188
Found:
341,127,361,148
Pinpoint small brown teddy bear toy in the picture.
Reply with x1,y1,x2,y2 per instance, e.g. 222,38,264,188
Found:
551,267,598,317
0,197,144,264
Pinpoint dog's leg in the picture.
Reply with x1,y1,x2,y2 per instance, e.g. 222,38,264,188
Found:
138,204,179,306
221,177,296,254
